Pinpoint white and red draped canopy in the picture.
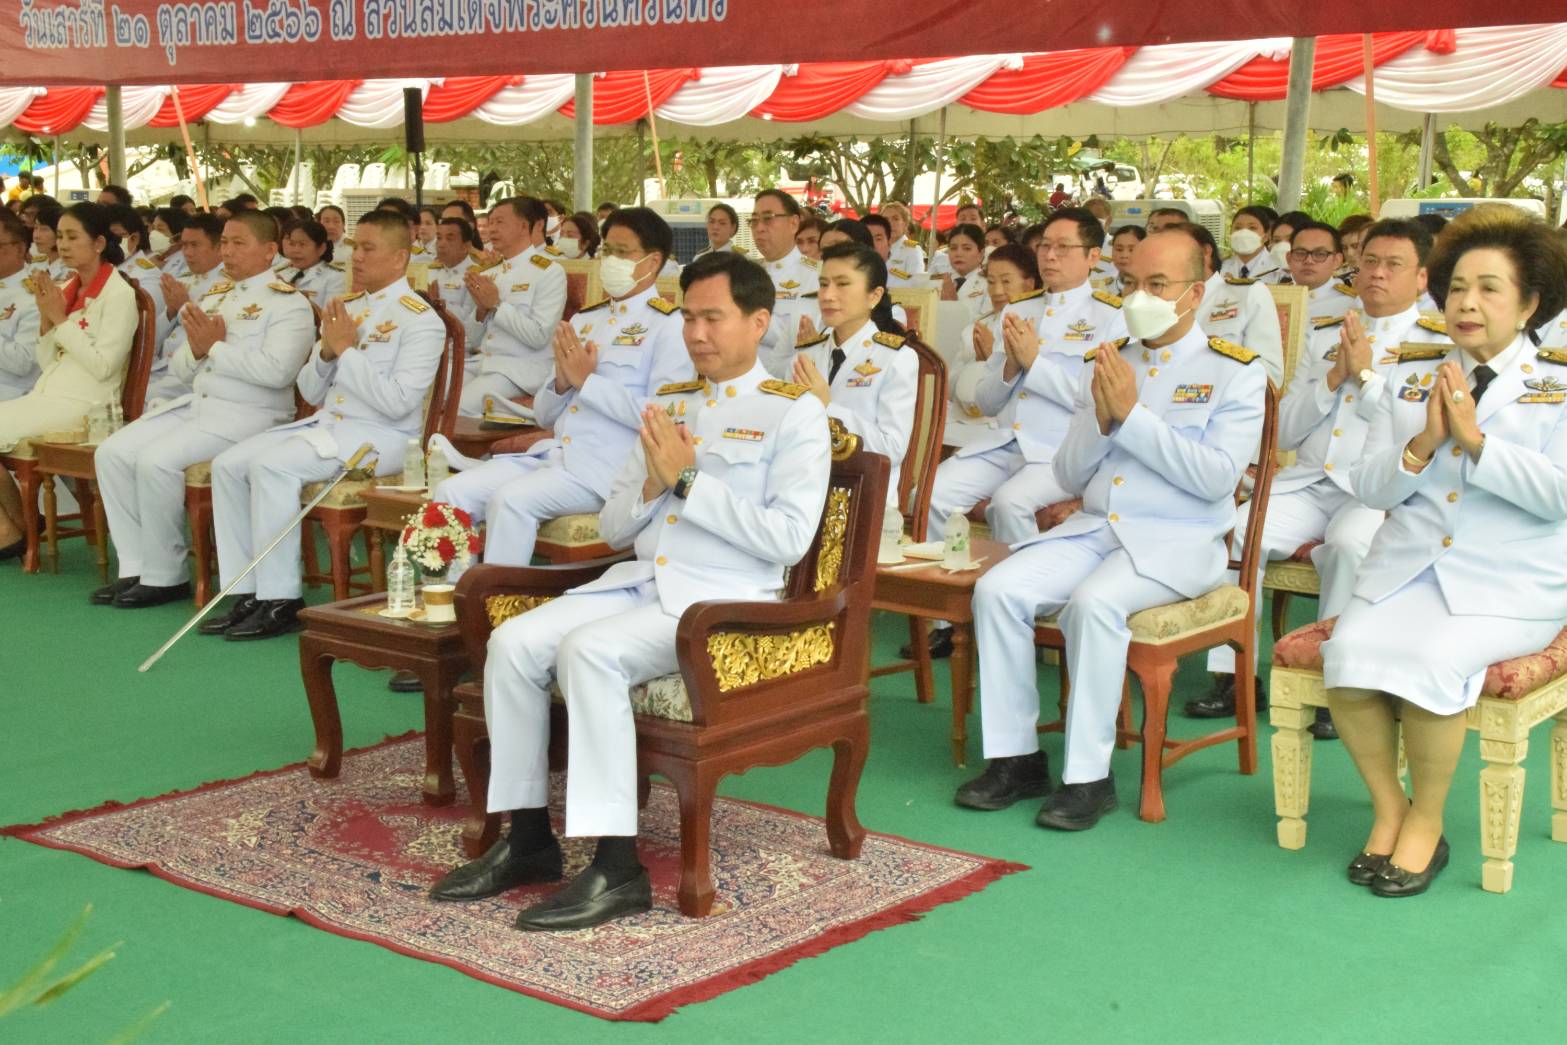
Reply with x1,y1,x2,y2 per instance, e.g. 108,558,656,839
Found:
2,26,1564,138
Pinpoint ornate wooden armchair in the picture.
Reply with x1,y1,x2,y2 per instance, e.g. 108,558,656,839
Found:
448,420,889,917
1035,381,1281,822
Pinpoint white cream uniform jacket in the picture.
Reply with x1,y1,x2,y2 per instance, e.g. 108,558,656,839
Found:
426,253,486,358
1349,338,1567,621
1275,306,1449,497
889,236,927,275
759,247,823,379
278,260,347,304
950,268,990,321
1200,272,1284,386
473,244,568,394
140,275,317,439
1041,328,1268,598
574,363,832,618
1305,280,1358,326
282,277,446,465
529,288,694,498
142,265,233,399
962,283,1127,465
798,320,918,506
0,269,41,400
1537,309,1567,350
1219,251,1283,284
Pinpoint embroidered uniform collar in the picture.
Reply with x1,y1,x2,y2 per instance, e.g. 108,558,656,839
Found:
1363,303,1421,342
1045,281,1093,309
765,246,803,272
832,319,879,352
1463,333,1526,381
708,361,771,401
608,283,658,315
1139,324,1206,363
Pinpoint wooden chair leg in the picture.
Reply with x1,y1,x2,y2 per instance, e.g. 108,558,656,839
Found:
452,710,500,860
89,485,110,583
13,464,41,573
321,515,357,601
187,488,213,606
1552,711,1567,845
1271,590,1292,641
1270,672,1315,850
1233,641,1259,776
1130,657,1177,823
1478,698,1527,894
41,474,59,573
301,517,322,587
671,765,719,917
1115,676,1134,750
908,616,934,704
368,528,387,592
826,713,869,860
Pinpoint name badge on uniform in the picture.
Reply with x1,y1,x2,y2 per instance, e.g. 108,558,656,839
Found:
239,303,263,320
368,320,397,343
1522,377,1567,404
510,283,530,292
1061,319,1096,342
612,334,646,347
724,427,765,442
1171,384,1212,404
1208,305,1239,323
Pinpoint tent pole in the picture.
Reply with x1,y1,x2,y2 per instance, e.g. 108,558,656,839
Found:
1416,111,1436,190
106,85,126,187
641,72,666,199
1246,102,1256,205
1276,36,1316,212
573,73,594,213
1559,151,1567,226
637,120,646,205
927,108,947,257
1363,34,1380,215
51,136,59,197
169,86,209,211
292,127,303,206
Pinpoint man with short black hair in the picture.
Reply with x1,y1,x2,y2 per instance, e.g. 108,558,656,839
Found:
0,211,40,401
143,211,232,404
424,216,486,362
748,188,822,378
1145,207,1188,234
428,250,832,931
97,184,133,207
1287,221,1356,326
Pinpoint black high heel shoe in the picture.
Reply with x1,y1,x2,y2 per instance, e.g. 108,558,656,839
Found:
1371,836,1449,898
1347,851,1391,886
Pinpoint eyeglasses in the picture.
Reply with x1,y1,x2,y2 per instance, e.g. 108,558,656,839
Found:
599,245,647,260
747,212,789,226
1119,277,1196,297
1288,248,1339,263
1358,254,1410,273
1037,242,1093,257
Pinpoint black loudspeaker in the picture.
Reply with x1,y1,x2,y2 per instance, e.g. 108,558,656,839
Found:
403,88,424,153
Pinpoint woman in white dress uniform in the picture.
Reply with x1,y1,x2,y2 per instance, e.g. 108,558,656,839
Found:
1323,205,1567,897
945,243,1040,446
0,203,139,556
278,219,347,303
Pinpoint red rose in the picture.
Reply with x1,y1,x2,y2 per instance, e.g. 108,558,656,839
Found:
453,507,473,529
467,533,481,554
436,536,457,562
422,504,446,529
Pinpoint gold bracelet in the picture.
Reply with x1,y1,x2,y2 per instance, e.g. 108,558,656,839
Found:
1402,444,1428,470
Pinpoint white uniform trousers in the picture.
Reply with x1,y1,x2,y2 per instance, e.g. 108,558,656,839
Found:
926,445,1070,545
97,410,235,586
211,429,387,599
1206,480,1381,673
484,580,679,837
434,456,602,567
974,525,1181,784
459,371,525,417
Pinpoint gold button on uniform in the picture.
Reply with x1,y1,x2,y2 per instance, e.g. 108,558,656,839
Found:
726,387,737,398
1012,422,1022,430
1447,492,1459,503
693,436,703,446
562,436,571,444
335,395,345,404
1345,394,1354,402
1109,513,1120,522
666,514,678,524
1324,462,1334,471
1442,537,1453,548
1451,446,1464,457
1332,428,1343,437
656,555,668,565
570,405,578,413
1018,392,1027,400
1113,476,1125,486
707,399,717,407
1148,367,1159,377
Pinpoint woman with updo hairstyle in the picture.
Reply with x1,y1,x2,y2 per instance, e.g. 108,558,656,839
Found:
1320,204,1567,897
943,222,990,319
556,212,599,259
279,219,346,302
791,241,917,510
0,202,139,557
945,242,1041,443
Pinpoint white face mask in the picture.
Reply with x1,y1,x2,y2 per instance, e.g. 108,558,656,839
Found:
555,236,581,259
1229,228,1263,257
148,229,171,254
599,254,645,299
546,217,561,237
1123,286,1193,342
1269,241,1292,266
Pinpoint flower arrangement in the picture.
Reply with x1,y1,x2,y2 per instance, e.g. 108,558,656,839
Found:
400,501,481,578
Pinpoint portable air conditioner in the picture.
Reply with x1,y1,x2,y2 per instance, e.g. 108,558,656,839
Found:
1109,199,1225,240
1379,198,1546,220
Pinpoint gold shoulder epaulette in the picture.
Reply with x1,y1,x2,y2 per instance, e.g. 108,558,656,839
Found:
544,245,564,257
648,297,678,315
327,259,347,271
399,294,429,314
904,237,920,246
1085,336,1130,361
134,257,157,269
1333,282,1357,296
890,269,911,281
1224,275,1257,286
873,331,906,349
1093,290,1122,309
796,332,830,349
577,298,611,313
268,281,298,294
340,290,366,303
1537,349,1567,366
1208,337,1258,364
1313,315,1345,328
657,379,706,395
203,282,233,297
801,256,820,270
426,262,445,271
1417,316,1446,334
1009,288,1044,304
1396,343,1447,362
529,253,553,270
760,378,808,399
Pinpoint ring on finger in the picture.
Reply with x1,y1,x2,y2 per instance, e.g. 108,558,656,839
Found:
1451,390,1466,402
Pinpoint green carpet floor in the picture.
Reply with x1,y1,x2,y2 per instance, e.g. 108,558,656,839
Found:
2,543,1563,1043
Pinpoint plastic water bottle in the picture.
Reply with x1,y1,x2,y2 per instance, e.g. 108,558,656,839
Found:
425,444,450,488
386,543,416,616
880,505,904,562
941,511,971,571
108,403,124,432
403,438,425,489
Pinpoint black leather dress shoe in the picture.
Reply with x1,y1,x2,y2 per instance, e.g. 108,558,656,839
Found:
428,837,564,902
113,581,191,609
199,596,261,635
388,671,423,693
1184,674,1268,719
1371,836,1449,898
954,752,1051,811
1347,850,1391,886
899,627,955,661
515,866,652,931
1035,774,1118,831
0,537,24,561
224,598,306,641
91,577,139,605
1309,707,1339,741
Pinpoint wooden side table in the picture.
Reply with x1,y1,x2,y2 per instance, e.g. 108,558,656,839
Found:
33,441,108,580
871,538,1011,766
447,416,550,460
298,594,469,806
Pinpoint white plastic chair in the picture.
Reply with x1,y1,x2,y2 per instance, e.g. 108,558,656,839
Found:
359,163,386,189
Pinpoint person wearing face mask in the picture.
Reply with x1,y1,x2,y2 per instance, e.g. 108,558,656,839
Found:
108,204,174,349
748,188,823,380
944,243,1041,448
1286,221,1357,327
151,207,187,277
1178,222,1285,386
553,213,597,260
1267,211,1312,282
278,219,348,303
1190,219,1447,727
694,204,746,261
423,217,487,374
791,243,918,511
1320,205,1567,897
0,211,42,403
90,210,316,609
430,208,692,568
542,199,568,246
459,196,569,415
940,224,991,320
955,230,1265,829
143,213,231,405
1220,206,1284,284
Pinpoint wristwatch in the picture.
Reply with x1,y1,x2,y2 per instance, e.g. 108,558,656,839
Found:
672,466,698,499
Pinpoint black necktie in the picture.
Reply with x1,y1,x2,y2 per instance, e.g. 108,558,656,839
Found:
829,345,847,383
290,269,304,286
954,275,966,291
1239,264,1249,279
1471,364,1497,404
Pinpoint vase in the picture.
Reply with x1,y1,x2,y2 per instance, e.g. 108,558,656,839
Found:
420,570,456,623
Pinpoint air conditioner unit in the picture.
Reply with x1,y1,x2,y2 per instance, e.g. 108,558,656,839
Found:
645,197,758,262
1379,198,1546,220
1109,199,1225,240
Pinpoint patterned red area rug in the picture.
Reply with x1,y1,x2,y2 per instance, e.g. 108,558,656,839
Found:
4,736,1024,1021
